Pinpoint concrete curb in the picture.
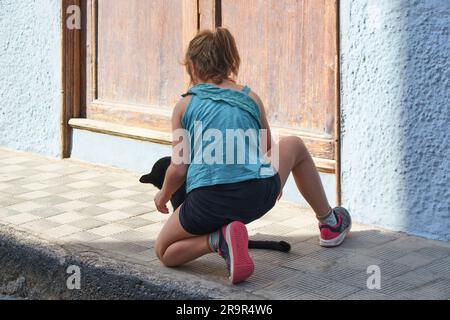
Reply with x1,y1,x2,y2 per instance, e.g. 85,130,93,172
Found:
0,226,262,300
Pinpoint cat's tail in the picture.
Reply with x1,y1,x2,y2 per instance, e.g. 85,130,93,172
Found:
248,240,291,252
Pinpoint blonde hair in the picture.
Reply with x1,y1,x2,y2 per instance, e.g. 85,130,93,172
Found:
184,27,240,84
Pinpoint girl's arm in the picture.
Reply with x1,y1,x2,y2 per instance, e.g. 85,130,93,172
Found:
154,97,190,214
249,91,282,200
249,91,275,152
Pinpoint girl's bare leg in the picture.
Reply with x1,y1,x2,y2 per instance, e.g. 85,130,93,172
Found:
273,136,332,220
155,208,212,267
155,136,333,267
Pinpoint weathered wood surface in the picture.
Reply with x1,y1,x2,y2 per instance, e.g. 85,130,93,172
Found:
79,0,338,163
61,0,82,158
85,0,196,109
221,0,338,137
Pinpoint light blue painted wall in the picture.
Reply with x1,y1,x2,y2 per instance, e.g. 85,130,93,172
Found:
340,0,450,240
71,129,337,207
71,130,173,175
0,0,61,157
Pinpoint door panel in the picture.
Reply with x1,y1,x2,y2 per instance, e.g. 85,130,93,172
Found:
220,0,337,137
84,0,197,131
96,0,184,106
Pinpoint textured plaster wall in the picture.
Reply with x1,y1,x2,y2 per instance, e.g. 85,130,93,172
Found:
340,0,450,240
0,0,61,157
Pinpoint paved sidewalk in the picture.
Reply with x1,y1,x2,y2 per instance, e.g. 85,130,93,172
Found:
0,147,449,300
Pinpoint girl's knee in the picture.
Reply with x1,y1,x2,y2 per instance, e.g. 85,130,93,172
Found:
154,241,182,267
281,136,307,154
154,246,171,267
157,254,176,267
154,239,166,261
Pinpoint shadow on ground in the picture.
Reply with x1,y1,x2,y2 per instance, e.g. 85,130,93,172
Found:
58,228,450,299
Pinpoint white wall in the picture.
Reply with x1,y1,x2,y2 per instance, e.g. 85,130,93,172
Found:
0,0,62,157
340,0,450,240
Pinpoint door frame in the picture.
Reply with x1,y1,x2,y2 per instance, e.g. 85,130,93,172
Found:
60,0,342,204
61,0,81,159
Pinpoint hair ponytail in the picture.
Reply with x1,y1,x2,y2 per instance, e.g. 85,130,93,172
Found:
184,27,241,84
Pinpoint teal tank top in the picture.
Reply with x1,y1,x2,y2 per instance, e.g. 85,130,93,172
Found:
181,83,275,193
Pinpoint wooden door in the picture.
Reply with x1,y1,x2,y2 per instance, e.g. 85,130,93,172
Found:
83,0,197,133
75,0,338,172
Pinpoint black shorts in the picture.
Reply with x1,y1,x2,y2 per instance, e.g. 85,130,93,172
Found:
179,174,281,235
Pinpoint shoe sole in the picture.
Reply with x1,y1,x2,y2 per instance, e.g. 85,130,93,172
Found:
225,222,255,284
319,222,352,248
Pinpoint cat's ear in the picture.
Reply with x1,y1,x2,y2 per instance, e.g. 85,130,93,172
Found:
139,173,154,184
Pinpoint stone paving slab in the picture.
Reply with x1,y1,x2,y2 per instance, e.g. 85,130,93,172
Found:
1,147,450,300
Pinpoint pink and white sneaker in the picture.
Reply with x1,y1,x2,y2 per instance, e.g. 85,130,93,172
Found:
319,207,352,248
218,221,255,284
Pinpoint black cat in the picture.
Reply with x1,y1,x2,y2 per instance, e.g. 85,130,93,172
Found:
140,157,290,252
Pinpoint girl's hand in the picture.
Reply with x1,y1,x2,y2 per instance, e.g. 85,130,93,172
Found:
154,190,171,214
